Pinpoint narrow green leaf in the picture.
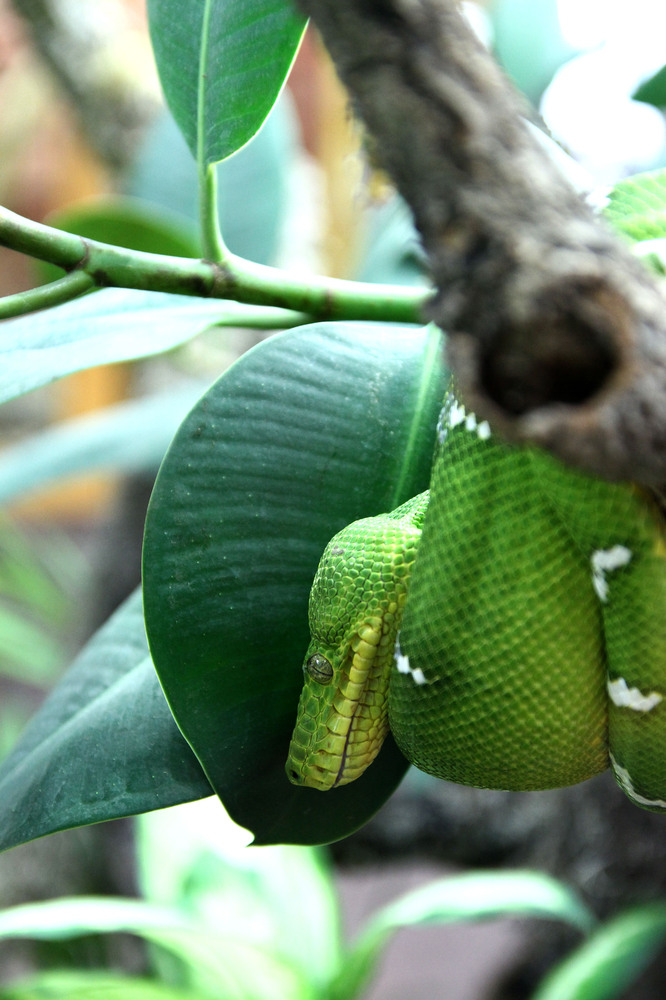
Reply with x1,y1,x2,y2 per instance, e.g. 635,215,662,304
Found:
0,896,194,941
0,896,304,1000
147,0,306,166
143,322,446,845
532,904,666,1000
328,871,594,1000
0,288,257,404
0,385,206,503
0,969,211,1000
0,590,212,854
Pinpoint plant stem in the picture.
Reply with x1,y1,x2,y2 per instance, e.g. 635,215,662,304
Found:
0,271,95,320
0,206,429,325
199,163,228,263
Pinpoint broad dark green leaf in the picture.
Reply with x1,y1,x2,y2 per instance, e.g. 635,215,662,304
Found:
0,590,211,854
147,0,306,166
143,322,446,845
532,904,666,1000
0,288,273,404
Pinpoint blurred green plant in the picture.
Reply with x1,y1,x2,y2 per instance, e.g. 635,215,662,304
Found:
0,800,619,1000
0,515,85,760
0,800,663,1000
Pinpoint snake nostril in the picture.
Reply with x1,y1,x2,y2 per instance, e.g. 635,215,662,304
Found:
287,766,302,785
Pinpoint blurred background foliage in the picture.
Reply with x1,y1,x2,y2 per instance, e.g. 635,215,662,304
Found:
2,1,666,997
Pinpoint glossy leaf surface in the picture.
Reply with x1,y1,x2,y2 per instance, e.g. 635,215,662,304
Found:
147,0,306,166
143,322,446,844
0,591,211,854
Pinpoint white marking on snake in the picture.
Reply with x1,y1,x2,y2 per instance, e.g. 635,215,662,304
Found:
438,397,492,444
610,754,666,810
394,635,428,685
607,677,663,713
448,401,467,429
590,545,632,601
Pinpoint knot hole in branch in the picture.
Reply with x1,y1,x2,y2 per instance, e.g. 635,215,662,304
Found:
479,280,628,417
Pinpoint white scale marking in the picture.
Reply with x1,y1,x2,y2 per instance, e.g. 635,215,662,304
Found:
610,754,666,811
438,397,491,444
590,545,632,602
394,634,428,686
607,677,663,713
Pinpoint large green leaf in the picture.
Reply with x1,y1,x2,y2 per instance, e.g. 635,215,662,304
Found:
143,322,446,845
0,288,277,404
147,0,306,166
0,590,211,854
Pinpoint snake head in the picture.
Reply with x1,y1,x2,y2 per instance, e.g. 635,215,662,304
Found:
285,497,426,790
285,619,391,790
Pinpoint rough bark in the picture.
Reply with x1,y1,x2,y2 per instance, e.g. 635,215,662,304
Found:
298,0,666,486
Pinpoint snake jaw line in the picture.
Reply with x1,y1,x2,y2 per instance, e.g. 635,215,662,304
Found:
286,627,393,790
286,498,427,790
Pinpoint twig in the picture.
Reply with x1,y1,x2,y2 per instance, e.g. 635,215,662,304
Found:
299,0,666,485
0,206,428,324
0,271,94,319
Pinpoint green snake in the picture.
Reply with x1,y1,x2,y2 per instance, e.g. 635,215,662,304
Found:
285,390,666,811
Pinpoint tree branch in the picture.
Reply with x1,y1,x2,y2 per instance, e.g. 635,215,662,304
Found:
299,0,666,485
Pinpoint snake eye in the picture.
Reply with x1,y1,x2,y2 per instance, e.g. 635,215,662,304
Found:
306,653,333,684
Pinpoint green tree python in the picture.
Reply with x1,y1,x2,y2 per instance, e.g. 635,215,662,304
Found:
286,390,666,811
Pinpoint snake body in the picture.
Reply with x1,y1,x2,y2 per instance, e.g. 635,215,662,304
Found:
286,392,666,811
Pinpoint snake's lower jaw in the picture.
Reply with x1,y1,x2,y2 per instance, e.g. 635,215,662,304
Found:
285,714,389,790
284,754,343,791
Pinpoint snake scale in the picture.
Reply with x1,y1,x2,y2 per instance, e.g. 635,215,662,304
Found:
286,389,666,811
